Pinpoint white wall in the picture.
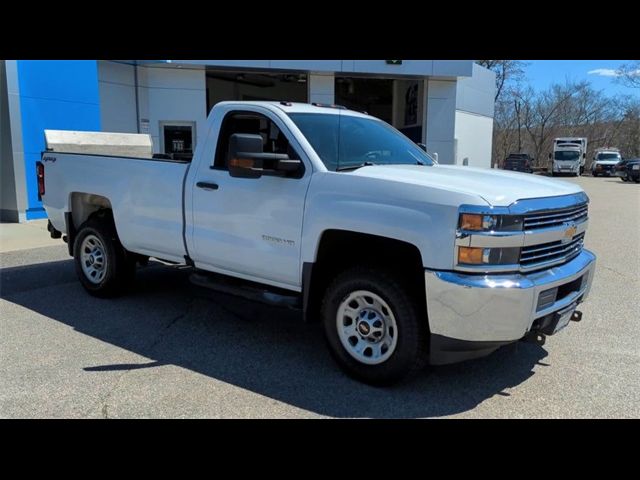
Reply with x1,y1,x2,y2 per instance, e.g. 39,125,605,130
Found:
98,61,138,133
137,66,207,154
99,62,207,154
454,110,494,168
424,79,457,164
456,63,495,117
308,73,334,104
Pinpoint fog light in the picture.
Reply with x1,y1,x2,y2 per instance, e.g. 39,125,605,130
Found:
458,247,484,264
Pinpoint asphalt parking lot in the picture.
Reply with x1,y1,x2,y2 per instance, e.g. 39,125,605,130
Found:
1,176,638,418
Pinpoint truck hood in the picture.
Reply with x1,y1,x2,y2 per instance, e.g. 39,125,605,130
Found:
350,164,582,206
594,160,620,166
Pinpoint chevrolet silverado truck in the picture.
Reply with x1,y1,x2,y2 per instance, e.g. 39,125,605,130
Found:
38,101,597,385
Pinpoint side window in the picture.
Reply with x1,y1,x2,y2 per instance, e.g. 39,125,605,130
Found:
213,111,301,171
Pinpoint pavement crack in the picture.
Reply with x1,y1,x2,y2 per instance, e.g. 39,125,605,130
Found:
145,298,195,353
92,299,194,419
599,265,637,282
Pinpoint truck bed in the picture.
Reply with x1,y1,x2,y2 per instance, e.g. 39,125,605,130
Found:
43,152,189,263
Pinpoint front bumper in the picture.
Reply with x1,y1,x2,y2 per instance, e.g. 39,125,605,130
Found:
425,249,596,364
593,164,615,175
553,163,580,173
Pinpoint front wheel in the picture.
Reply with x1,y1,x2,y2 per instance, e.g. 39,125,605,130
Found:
321,267,428,385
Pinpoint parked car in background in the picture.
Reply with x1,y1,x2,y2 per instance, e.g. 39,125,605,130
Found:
614,159,635,182
502,153,533,173
625,159,640,183
591,148,621,177
550,138,587,176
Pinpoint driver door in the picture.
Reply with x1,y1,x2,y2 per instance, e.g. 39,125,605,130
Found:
189,109,311,290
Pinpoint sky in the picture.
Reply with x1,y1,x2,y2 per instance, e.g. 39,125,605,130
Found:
523,60,639,97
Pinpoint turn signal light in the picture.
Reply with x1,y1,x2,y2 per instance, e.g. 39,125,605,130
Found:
458,247,484,264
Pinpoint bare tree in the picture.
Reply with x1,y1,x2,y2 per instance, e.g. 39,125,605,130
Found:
616,61,640,88
477,60,527,102
519,82,584,166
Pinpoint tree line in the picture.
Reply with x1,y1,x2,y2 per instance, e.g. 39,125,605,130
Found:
478,61,640,168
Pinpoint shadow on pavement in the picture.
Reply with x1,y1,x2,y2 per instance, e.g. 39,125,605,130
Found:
603,179,638,184
1,258,547,418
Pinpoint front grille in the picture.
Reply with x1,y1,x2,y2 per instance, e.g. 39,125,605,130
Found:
523,203,588,230
520,232,585,269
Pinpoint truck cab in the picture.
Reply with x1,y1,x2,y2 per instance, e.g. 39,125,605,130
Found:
550,138,587,176
591,149,621,177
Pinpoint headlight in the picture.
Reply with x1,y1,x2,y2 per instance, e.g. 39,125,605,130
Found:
458,213,523,232
460,213,495,231
458,246,520,266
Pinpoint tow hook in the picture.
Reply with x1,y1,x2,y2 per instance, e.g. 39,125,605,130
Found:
522,331,546,346
571,310,583,322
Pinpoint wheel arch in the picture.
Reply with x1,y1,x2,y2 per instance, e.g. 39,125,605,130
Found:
65,192,115,256
302,229,427,324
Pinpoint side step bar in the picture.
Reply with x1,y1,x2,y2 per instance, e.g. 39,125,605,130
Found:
190,272,301,309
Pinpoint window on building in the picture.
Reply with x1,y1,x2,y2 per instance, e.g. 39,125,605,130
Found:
160,122,196,161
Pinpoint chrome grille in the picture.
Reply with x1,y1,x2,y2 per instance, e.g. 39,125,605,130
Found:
520,232,585,269
523,203,588,230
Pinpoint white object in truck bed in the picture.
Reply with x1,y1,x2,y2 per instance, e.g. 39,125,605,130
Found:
44,130,153,158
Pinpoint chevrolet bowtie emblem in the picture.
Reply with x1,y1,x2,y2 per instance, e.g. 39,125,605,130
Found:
563,223,577,241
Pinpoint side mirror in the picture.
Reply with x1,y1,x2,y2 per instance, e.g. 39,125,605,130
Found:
548,153,552,159
228,134,264,179
227,133,303,178
583,153,586,159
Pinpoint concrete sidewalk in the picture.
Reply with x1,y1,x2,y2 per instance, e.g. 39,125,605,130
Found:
0,220,62,253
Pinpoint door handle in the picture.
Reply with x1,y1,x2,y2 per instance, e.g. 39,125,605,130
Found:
196,181,219,191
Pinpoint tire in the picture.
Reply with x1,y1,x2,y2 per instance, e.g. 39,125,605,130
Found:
321,266,428,385
73,212,136,297
592,172,598,177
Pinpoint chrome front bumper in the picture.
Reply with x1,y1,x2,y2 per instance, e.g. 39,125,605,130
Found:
425,249,596,361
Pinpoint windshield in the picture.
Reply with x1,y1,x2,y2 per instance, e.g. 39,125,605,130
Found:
554,150,580,161
596,153,620,160
287,113,434,171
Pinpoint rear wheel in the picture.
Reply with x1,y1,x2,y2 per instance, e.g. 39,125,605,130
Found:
321,267,428,385
73,213,136,297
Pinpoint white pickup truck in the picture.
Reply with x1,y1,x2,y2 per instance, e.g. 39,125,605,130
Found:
39,101,596,384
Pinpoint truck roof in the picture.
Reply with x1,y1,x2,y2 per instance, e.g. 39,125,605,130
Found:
213,101,373,118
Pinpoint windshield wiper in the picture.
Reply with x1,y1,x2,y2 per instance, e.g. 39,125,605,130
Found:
336,161,377,172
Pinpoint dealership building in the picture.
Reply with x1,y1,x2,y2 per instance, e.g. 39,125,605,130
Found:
1,60,495,222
